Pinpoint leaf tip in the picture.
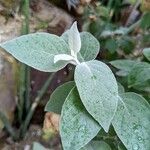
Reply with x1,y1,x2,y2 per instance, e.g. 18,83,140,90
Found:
71,21,77,28
102,124,111,133
54,55,59,63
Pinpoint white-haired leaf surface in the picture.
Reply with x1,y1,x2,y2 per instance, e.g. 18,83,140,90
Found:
80,141,112,150
54,54,74,63
75,60,118,132
45,81,75,114
62,31,100,62
0,32,70,72
112,93,150,150
60,87,101,150
143,48,150,61
68,22,81,56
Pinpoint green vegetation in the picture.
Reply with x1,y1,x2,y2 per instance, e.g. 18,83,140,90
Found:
0,0,150,149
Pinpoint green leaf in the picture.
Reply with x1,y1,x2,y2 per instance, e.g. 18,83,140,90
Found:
133,81,150,93
110,59,138,76
68,22,81,56
60,87,101,150
128,62,150,92
112,92,150,150
0,33,70,72
114,27,128,35
117,82,125,94
54,54,74,63
105,38,118,54
80,141,112,150
100,27,128,38
143,48,150,61
128,0,136,4
75,60,118,132
96,6,109,18
118,142,127,150
142,34,150,45
45,81,75,114
79,32,100,62
110,59,137,71
118,36,135,54
62,31,100,62
32,142,46,150
140,12,150,29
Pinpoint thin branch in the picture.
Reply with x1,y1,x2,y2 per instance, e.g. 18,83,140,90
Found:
18,0,30,123
22,0,31,113
0,111,18,140
124,19,141,35
20,73,55,138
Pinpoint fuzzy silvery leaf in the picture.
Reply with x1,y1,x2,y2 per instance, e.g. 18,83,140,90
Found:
100,27,128,38
114,27,128,35
0,33,70,72
140,12,150,29
128,62,150,92
100,31,113,38
112,93,150,150
79,32,100,62
117,82,125,94
110,59,138,76
45,81,75,114
80,141,112,150
105,38,118,54
75,60,119,132
68,22,81,57
62,31,100,62
143,48,150,61
32,142,46,150
54,54,74,63
60,87,101,150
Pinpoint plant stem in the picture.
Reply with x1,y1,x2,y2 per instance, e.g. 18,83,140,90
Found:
22,0,31,114
21,0,30,34
124,19,141,35
18,0,30,123
0,111,18,140
20,73,55,138
107,0,113,10
18,64,26,123
25,67,31,114
107,0,114,22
